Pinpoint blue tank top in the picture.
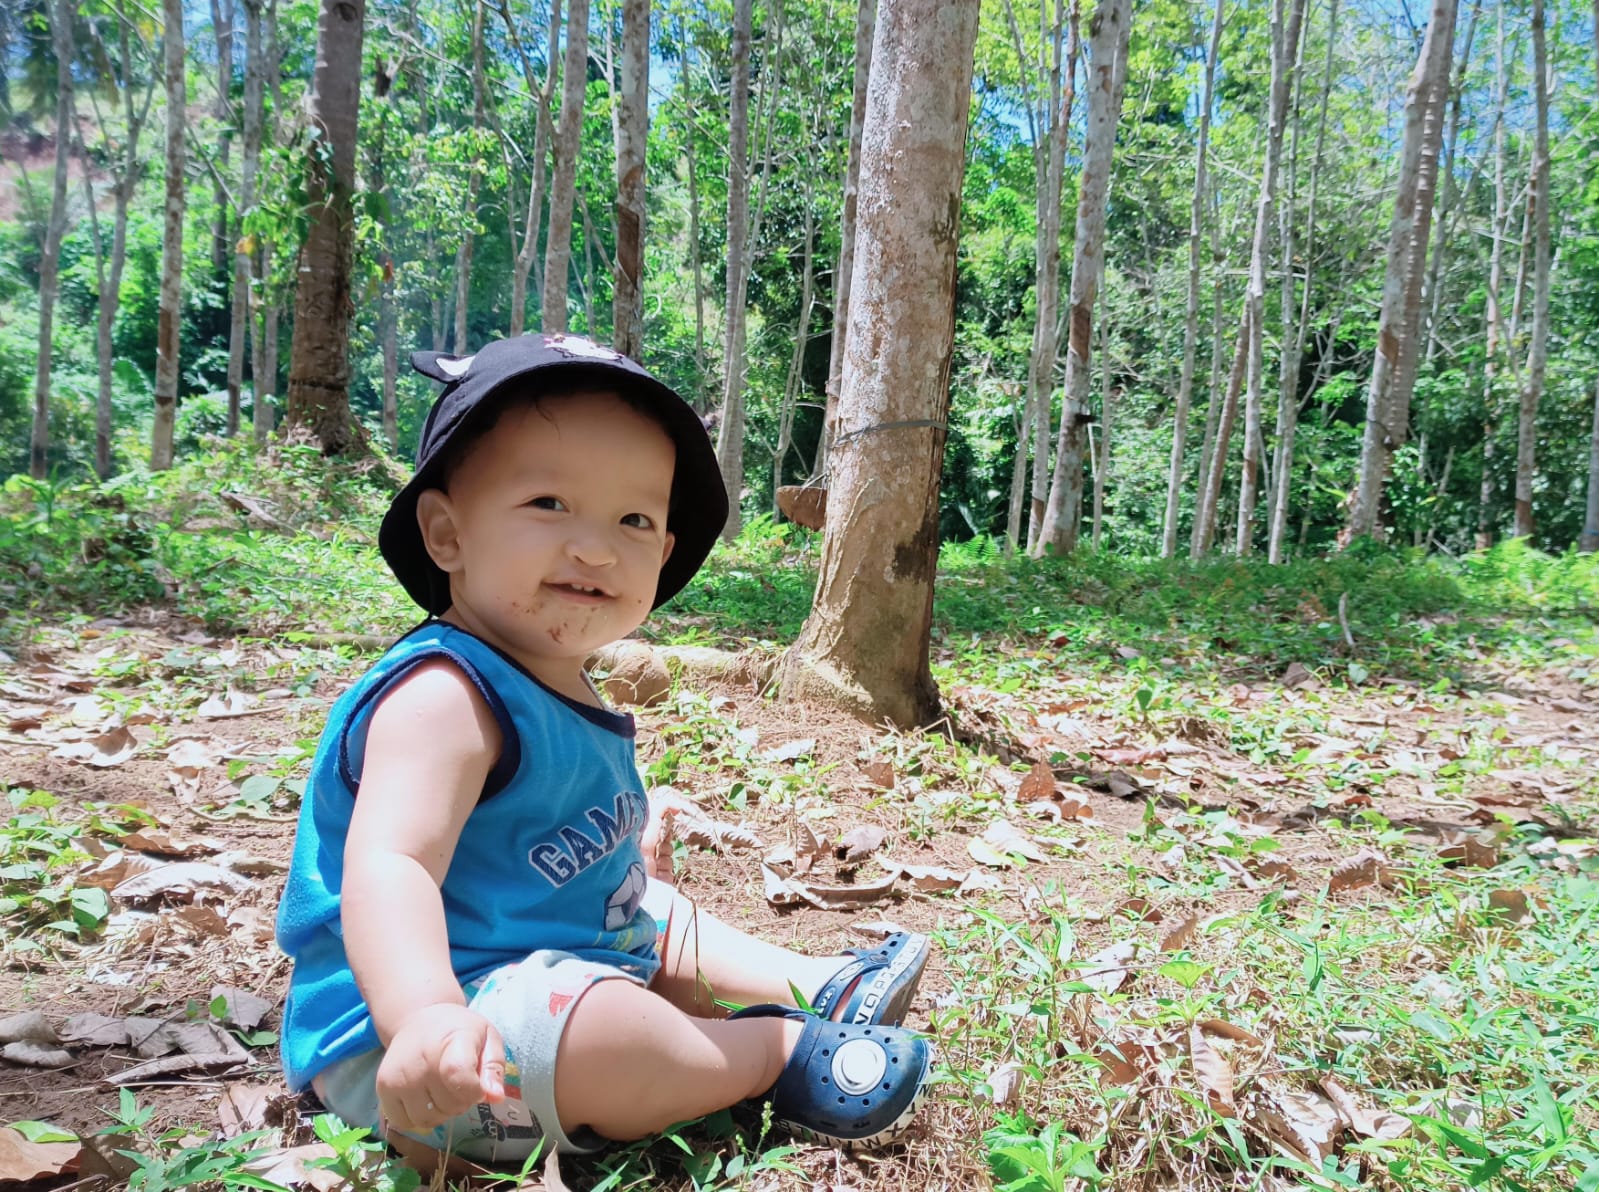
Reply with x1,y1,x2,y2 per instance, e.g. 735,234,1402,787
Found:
276,621,658,1090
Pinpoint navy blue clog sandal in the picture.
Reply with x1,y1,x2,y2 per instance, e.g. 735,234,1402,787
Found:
731,1004,932,1150
811,931,930,1027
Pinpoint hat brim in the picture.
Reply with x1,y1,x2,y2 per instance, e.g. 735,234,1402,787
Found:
378,362,728,615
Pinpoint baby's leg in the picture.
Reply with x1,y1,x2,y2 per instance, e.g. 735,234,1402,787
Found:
552,978,802,1140
648,879,852,1015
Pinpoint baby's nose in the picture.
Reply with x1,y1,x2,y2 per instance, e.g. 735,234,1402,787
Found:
566,527,618,565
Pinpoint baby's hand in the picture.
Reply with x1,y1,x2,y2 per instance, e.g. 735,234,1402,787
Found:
375,1004,506,1135
642,787,696,879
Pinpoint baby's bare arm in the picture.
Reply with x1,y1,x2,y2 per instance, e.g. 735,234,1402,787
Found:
342,659,507,1127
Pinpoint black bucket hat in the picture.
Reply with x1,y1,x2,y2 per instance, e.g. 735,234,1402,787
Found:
378,333,728,614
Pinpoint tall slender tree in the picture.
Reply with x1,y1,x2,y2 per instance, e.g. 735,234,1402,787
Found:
283,0,367,454
1160,0,1223,558
1512,0,1550,539
453,0,488,351
542,0,589,332
714,0,754,539
506,0,561,338
1584,0,1599,554
1347,0,1457,539
612,0,649,359
30,0,74,480
1235,0,1306,555
814,0,875,477
1268,0,1339,563
1476,0,1510,548
777,0,979,726
1034,0,1132,556
151,0,187,471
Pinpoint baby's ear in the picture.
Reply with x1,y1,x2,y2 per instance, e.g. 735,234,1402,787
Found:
659,530,675,568
416,489,465,572
411,350,477,383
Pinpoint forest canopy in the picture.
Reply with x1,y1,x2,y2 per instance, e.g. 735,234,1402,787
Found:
2,0,1598,558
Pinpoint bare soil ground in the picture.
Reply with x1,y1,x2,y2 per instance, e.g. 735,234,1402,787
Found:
1,613,1595,1190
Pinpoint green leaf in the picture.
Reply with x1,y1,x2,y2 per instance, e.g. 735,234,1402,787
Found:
7,1121,77,1143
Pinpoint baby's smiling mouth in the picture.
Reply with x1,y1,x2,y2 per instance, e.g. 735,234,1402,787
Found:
546,580,613,601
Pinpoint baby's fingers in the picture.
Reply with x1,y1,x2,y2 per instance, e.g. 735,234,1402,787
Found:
436,1029,488,1109
478,1024,506,1102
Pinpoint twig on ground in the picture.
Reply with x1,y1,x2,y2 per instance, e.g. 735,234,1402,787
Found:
1337,593,1356,651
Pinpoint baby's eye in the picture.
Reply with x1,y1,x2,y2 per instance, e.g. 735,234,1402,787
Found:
528,496,567,512
621,512,655,530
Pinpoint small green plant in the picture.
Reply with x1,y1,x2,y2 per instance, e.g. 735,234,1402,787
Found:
985,1117,1104,1191
0,788,108,951
98,1090,291,1192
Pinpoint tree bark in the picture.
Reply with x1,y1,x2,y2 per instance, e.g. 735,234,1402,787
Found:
542,0,589,333
1347,0,1456,540
31,0,74,480
1192,310,1249,556
1235,0,1306,556
1034,0,1131,556
1269,0,1338,563
252,0,281,444
508,0,560,337
1583,375,1599,552
1420,1,1477,365
213,0,248,436
777,0,978,728
453,0,487,351
814,0,876,479
714,0,754,540
1476,0,1509,549
774,195,816,509
1512,0,1550,540
151,0,187,472
1160,0,1223,558
612,0,648,359
233,0,264,445
283,0,367,455
1091,285,1113,548
682,32,708,408
1191,225,1226,555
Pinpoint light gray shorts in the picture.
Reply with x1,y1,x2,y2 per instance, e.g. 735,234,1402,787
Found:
313,880,676,1162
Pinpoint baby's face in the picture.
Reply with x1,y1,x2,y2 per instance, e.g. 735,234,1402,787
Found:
421,390,677,674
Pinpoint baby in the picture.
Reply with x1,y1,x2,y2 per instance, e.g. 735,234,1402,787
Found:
276,334,933,1168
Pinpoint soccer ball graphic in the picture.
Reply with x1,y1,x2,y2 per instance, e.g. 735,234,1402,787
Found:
604,863,647,931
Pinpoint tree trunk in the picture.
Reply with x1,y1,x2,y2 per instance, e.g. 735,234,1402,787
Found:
31,0,74,480
1269,0,1338,563
1476,0,1509,549
815,0,876,478
1034,0,1132,556
1582,375,1599,552
612,0,648,359
776,0,978,728
510,0,561,337
453,0,487,351
1347,0,1456,540
151,0,187,472
210,0,235,278
1421,1,1477,365
283,0,367,455
1512,0,1550,540
774,196,817,509
542,0,589,333
714,0,754,540
682,34,707,407
1009,0,1077,553
1091,287,1113,548
1160,0,1223,558
252,0,280,444
1584,0,1599,554
1191,237,1226,555
1235,0,1306,556
233,0,265,445
1192,311,1249,556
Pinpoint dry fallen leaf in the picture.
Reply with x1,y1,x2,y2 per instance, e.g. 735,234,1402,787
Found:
758,737,815,763
881,859,966,893
123,829,222,857
971,819,1048,867
860,760,896,790
1487,888,1532,923
1075,940,1137,996
1251,1086,1342,1163
0,1127,80,1182
59,1013,131,1047
1159,914,1200,953
50,725,138,767
1190,1023,1236,1117
197,689,254,718
212,986,275,1031
1327,849,1396,893
218,1083,278,1137
1197,1019,1266,1048
238,1143,341,1191
1,1040,75,1068
112,861,255,903
836,825,887,864
1438,830,1502,869
0,1010,58,1044
983,1060,1026,1110
677,817,763,854
1318,1076,1411,1141
1017,761,1056,803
